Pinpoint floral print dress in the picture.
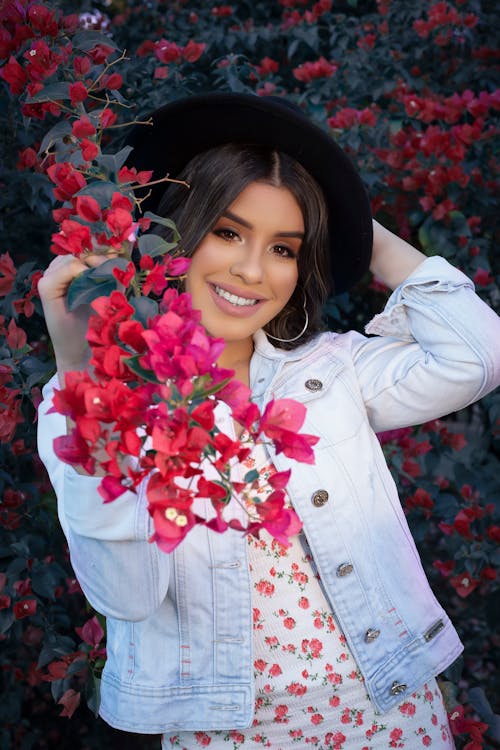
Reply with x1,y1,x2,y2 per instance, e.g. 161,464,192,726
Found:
162,443,455,750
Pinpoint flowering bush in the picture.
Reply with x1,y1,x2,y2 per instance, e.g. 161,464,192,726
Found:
0,0,498,748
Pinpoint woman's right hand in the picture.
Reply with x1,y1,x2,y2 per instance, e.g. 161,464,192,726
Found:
38,253,111,382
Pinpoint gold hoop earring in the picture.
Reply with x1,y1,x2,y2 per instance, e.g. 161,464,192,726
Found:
265,293,309,344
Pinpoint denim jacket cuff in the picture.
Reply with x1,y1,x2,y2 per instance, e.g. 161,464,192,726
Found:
364,256,474,340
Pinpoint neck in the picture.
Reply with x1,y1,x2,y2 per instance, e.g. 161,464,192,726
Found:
217,337,254,386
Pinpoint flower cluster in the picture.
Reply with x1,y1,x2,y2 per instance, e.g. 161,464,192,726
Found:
51,285,317,552
293,56,337,83
413,2,478,46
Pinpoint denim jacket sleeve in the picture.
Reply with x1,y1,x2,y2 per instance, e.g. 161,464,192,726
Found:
37,379,171,621
350,256,500,432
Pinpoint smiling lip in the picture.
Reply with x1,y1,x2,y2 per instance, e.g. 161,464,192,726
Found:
208,283,267,317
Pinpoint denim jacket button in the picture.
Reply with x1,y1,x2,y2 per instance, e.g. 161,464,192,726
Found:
336,562,354,577
364,628,381,643
311,489,329,507
390,681,407,696
305,378,323,392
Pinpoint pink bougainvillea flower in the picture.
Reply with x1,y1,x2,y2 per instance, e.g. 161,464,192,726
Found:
53,431,95,475
75,616,104,647
258,400,319,463
248,490,303,547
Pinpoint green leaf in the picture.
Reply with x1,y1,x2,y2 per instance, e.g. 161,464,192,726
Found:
125,355,158,383
86,673,102,717
72,30,119,51
37,635,76,668
95,146,134,176
144,212,180,239
0,610,15,636
244,469,259,483
86,257,130,280
138,234,178,257
67,270,118,311
39,121,72,155
26,82,71,103
67,659,89,677
75,181,121,207
129,296,158,326
31,565,59,599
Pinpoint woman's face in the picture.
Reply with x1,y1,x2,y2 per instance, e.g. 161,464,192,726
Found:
185,181,304,348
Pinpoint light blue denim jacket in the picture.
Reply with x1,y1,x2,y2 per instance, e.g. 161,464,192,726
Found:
38,257,500,734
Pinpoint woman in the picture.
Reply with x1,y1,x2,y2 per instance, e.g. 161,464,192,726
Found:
38,93,500,749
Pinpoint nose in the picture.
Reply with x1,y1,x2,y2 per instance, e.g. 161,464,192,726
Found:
229,245,264,285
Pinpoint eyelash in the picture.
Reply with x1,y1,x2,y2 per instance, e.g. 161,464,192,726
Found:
213,228,297,259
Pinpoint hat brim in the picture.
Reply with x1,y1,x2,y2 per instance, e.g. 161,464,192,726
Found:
126,93,372,293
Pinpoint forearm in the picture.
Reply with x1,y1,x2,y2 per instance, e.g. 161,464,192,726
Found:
37,376,170,619
369,220,427,290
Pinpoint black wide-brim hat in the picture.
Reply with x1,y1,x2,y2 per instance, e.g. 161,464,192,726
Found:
126,92,372,293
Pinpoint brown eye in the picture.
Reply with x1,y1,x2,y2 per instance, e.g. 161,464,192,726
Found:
272,245,296,259
214,228,239,241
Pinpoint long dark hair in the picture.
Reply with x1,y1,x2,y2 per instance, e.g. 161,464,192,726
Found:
155,143,331,349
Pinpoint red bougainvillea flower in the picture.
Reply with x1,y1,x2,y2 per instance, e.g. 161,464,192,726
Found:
449,573,479,598
72,115,96,138
293,57,337,82
183,40,206,63
0,384,23,443
13,599,37,619
75,615,104,648
75,195,101,223
118,166,154,185
51,220,92,256
47,162,87,201
80,137,99,162
58,689,81,719
256,57,279,76
0,252,16,296
0,56,28,94
24,39,61,82
28,4,59,36
155,39,183,63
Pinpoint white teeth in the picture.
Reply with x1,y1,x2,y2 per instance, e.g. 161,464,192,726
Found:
215,286,258,306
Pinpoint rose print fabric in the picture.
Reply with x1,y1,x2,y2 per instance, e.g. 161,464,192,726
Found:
162,443,455,750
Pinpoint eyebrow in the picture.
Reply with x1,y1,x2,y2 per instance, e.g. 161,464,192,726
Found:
222,209,305,239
